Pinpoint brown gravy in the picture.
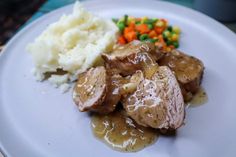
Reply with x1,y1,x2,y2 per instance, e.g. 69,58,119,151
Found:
188,87,208,107
91,110,158,152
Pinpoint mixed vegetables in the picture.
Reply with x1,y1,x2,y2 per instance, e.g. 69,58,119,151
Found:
113,15,181,52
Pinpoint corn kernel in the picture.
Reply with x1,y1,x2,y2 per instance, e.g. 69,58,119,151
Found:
171,33,179,41
128,16,134,20
141,16,148,23
173,26,181,34
165,21,168,27
127,16,134,24
166,47,171,52
162,19,168,27
167,37,172,41
155,20,164,27
163,30,171,38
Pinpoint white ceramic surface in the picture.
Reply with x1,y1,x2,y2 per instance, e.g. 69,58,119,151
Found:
1,0,236,157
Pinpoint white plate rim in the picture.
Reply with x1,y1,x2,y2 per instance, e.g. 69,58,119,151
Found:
0,0,236,156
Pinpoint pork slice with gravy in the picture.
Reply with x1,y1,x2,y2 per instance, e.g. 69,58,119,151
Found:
158,50,204,101
122,66,185,130
73,66,123,114
102,40,163,76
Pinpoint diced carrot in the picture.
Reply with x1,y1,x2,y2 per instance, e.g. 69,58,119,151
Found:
155,42,161,47
124,31,137,42
123,24,137,42
169,45,175,49
148,30,157,38
135,24,150,34
154,27,164,34
158,35,165,43
128,22,136,29
155,35,166,49
118,35,127,45
124,27,134,35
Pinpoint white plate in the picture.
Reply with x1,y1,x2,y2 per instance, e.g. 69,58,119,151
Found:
1,0,236,157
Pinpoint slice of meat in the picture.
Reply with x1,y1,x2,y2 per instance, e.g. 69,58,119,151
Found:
101,73,126,113
122,66,185,130
73,66,107,113
73,66,122,114
102,40,162,76
158,50,204,101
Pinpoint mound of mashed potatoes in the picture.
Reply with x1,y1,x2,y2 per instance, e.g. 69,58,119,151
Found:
27,2,118,91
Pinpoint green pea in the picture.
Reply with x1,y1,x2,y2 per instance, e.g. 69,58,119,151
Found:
152,18,158,23
118,17,124,23
143,19,150,24
136,32,141,38
145,18,159,25
173,41,179,48
166,40,172,46
163,30,171,39
144,19,152,24
139,34,149,41
146,38,157,43
117,22,125,32
167,26,172,32
147,24,153,30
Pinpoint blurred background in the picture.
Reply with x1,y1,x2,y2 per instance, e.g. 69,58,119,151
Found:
0,0,236,51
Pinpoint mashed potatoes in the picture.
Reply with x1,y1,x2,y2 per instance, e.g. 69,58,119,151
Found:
27,2,118,90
